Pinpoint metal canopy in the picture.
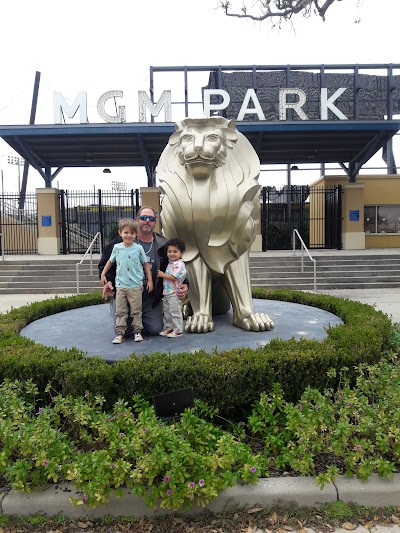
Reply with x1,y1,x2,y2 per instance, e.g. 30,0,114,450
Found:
0,119,399,186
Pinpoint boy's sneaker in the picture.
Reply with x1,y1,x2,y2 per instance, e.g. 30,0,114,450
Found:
134,333,143,342
112,334,125,344
167,331,183,338
159,330,172,337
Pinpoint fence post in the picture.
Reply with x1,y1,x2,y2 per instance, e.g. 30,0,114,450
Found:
261,187,267,252
337,185,343,250
135,188,140,216
98,189,103,250
59,190,67,255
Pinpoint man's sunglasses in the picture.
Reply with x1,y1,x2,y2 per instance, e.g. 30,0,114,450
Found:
139,215,156,222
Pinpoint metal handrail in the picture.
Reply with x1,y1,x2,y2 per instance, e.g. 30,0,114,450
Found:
292,229,317,290
76,232,102,294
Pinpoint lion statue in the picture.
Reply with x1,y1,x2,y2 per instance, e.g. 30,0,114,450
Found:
157,117,274,334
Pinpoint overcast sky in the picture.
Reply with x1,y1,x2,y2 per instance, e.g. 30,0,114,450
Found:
0,0,399,192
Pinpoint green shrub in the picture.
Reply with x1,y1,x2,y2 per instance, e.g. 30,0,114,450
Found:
247,357,400,485
0,381,261,510
0,290,394,418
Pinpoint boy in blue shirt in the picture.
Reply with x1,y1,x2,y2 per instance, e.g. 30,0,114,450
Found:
101,218,153,343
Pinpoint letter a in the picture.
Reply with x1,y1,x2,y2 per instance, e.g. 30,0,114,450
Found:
237,89,265,121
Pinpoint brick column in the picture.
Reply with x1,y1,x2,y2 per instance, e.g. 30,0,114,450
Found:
140,187,161,233
36,188,61,254
342,183,365,249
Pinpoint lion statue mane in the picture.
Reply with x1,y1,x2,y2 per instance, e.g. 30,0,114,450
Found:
157,117,274,333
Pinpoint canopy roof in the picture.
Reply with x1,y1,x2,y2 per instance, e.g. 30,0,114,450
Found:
0,119,399,186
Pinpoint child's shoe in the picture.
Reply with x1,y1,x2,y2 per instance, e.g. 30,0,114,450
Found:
112,334,125,344
167,331,183,338
134,333,143,342
159,330,172,336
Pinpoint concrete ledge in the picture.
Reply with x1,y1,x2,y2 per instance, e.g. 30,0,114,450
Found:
207,477,337,513
2,475,399,518
334,473,400,506
0,477,334,519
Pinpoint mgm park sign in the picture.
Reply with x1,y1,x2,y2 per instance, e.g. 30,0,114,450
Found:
53,87,349,124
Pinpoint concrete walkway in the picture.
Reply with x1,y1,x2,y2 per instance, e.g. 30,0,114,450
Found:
1,286,399,322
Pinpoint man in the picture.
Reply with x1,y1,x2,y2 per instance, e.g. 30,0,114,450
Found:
98,206,188,336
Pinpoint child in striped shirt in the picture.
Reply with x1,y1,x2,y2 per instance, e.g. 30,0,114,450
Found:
157,238,186,338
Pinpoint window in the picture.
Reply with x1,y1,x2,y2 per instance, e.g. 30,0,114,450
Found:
364,205,400,233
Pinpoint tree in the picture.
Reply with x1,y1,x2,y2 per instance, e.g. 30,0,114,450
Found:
219,0,344,25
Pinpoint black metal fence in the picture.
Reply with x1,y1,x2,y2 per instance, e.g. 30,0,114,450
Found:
59,189,140,254
0,186,342,255
260,185,342,250
0,192,38,254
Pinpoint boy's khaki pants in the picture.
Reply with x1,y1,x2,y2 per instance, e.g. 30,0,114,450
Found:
115,286,143,335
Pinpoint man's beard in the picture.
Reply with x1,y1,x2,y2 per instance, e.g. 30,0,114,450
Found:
140,225,153,235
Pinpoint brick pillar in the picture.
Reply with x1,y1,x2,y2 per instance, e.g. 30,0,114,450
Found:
140,187,161,233
342,183,365,249
36,188,61,254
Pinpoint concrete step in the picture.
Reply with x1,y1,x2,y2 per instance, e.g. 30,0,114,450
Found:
251,271,400,280
253,280,400,289
0,264,98,272
0,282,100,290
250,257,400,266
0,271,97,278
0,253,399,293
0,277,99,285
0,287,102,294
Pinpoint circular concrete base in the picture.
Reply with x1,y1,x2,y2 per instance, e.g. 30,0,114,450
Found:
20,299,342,363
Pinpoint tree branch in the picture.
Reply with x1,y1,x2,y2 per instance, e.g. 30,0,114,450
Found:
219,0,340,23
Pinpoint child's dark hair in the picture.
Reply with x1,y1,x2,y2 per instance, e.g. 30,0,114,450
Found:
166,238,185,253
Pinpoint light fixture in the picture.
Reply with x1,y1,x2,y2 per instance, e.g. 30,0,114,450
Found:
103,168,111,174
290,165,299,171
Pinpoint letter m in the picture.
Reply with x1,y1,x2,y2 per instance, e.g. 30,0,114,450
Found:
138,91,172,122
53,92,88,124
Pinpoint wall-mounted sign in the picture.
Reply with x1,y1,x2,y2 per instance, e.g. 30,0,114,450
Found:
41,215,52,227
349,210,360,222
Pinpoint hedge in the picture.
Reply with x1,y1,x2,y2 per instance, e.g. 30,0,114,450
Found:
0,290,394,420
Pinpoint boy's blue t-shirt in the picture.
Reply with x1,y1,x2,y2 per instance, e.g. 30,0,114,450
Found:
110,242,148,288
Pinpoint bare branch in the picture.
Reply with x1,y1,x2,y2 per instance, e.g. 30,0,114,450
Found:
218,0,341,23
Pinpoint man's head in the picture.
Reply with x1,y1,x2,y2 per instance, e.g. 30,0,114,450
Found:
137,206,157,238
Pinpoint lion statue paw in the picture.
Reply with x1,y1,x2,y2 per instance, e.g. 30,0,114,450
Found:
234,313,275,332
185,314,214,333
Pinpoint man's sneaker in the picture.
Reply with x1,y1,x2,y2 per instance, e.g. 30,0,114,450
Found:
167,331,183,338
159,330,172,337
134,333,143,342
112,334,125,344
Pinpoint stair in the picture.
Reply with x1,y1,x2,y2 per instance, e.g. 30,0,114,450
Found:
250,252,400,290
1,251,400,294
0,258,101,294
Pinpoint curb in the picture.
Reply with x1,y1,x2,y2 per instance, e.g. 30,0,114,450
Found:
1,474,400,518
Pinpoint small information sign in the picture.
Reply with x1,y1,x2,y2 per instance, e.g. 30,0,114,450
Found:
349,210,359,222
41,215,52,227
